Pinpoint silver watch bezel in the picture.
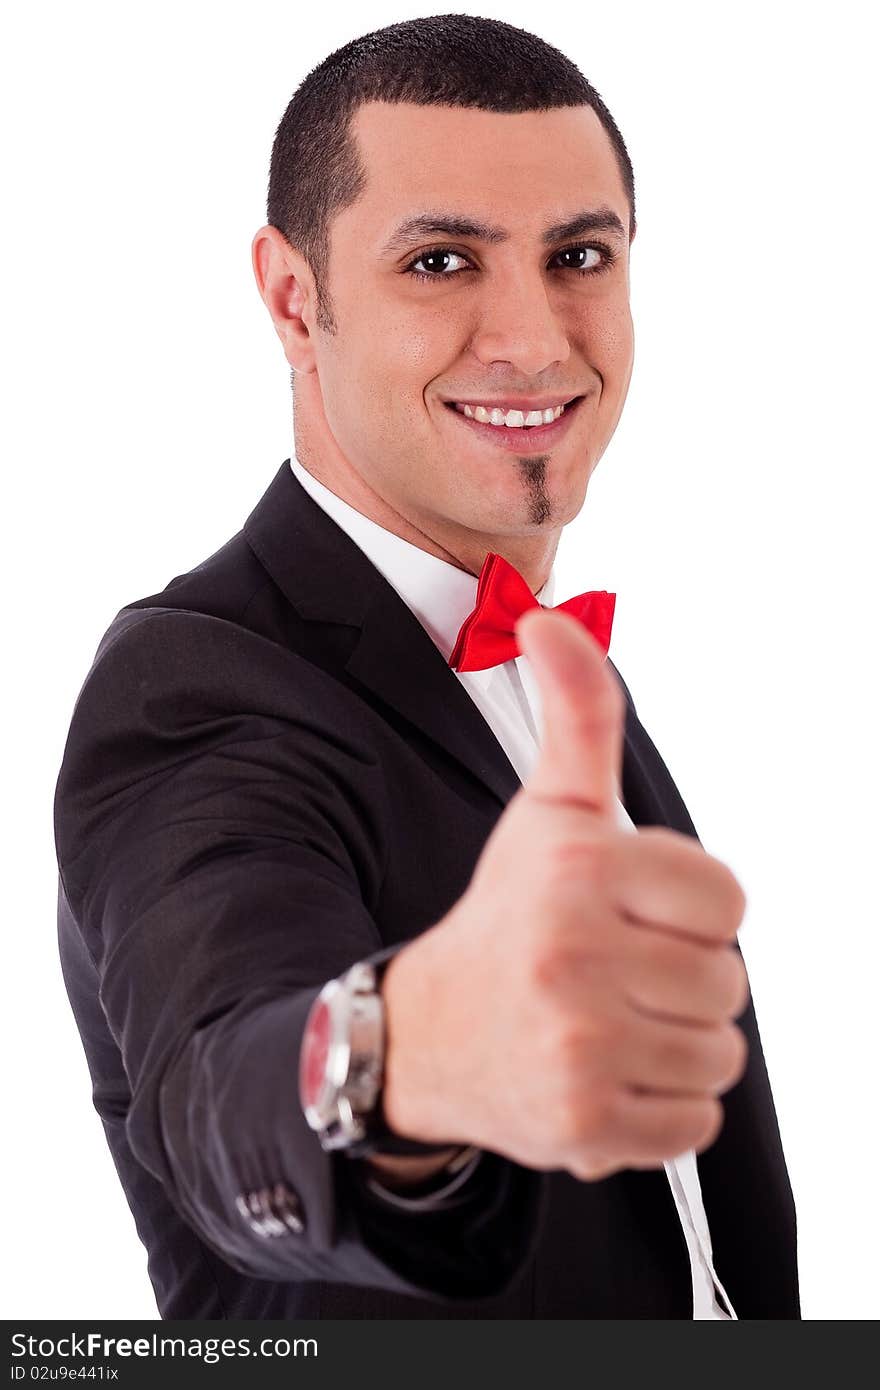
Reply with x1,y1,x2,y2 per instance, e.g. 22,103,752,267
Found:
300,960,385,1150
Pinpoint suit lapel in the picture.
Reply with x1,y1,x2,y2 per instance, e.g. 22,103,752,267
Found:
345,580,523,807
243,461,522,809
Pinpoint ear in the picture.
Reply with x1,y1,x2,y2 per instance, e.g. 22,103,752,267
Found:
251,224,317,374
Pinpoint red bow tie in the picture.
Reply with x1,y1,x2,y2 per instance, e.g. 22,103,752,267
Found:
448,552,616,673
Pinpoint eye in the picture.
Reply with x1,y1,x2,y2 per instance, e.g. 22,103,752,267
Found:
555,244,615,275
405,247,472,279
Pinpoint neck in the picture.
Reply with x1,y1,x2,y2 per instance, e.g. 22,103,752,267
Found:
292,424,559,594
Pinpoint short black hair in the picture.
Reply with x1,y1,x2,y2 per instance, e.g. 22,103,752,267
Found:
267,13,635,339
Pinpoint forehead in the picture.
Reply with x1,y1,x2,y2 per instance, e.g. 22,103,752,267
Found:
344,100,629,239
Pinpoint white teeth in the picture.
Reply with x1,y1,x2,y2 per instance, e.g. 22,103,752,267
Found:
459,402,566,427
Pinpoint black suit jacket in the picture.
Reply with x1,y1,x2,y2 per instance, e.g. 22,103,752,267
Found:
53,460,800,1319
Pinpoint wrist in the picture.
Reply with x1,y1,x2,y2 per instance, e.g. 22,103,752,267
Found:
380,931,461,1146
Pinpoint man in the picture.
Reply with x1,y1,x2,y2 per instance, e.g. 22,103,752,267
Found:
54,14,800,1318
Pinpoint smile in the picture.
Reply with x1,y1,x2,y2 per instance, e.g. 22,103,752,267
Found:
443,395,586,452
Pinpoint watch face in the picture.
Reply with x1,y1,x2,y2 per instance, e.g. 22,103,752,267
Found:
299,995,332,1112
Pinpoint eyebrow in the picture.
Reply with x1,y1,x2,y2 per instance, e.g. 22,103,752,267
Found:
380,206,629,256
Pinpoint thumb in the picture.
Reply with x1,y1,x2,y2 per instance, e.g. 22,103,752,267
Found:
515,606,625,819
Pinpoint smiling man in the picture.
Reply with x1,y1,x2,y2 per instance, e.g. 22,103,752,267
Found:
54,14,799,1320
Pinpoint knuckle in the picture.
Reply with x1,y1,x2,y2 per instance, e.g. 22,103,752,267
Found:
528,937,609,998
553,1013,622,1076
553,1021,587,1075
527,942,569,994
543,1019,590,1095
546,834,610,886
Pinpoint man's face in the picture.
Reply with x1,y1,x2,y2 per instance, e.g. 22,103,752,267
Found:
305,101,634,550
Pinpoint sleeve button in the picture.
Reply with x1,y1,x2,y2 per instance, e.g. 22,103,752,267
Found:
272,1181,305,1234
235,1182,304,1237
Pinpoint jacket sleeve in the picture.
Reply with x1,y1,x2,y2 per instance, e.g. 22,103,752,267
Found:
53,607,544,1300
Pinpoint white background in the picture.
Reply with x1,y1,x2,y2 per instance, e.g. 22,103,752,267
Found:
3,0,877,1320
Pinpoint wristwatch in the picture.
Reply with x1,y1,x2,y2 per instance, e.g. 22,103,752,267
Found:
298,956,459,1158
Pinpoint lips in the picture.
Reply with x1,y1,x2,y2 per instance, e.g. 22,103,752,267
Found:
443,394,587,452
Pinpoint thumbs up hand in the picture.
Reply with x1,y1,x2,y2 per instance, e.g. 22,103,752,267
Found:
381,608,750,1182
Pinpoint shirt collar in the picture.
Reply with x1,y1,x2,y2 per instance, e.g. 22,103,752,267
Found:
289,457,556,663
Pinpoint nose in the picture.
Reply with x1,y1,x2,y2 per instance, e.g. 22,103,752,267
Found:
469,266,571,377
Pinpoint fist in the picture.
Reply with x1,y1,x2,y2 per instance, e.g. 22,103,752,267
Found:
396,606,750,1181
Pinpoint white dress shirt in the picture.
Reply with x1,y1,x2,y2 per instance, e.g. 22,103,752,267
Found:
289,456,737,1320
